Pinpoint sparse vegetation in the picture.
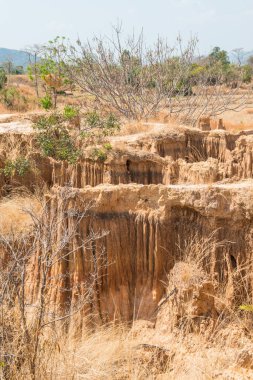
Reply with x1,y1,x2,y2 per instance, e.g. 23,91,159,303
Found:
91,143,113,161
83,111,120,137
39,94,53,110
33,109,119,164
34,112,80,163
63,104,79,119
0,68,7,90
1,157,30,177
60,30,252,123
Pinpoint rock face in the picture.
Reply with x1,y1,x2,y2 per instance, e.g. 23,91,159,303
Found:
49,129,253,186
198,117,211,131
28,182,253,324
0,127,253,191
1,124,253,329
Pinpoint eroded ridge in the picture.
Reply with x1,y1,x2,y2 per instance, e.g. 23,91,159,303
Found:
0,124,253,191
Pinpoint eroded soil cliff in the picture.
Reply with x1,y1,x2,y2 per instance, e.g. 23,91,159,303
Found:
1,117,253,378
0,121,253,320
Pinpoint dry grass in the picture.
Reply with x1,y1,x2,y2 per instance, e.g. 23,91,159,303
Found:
45,316,253,380
8,75,33,87
119,122,154,135
0,195,40,235
218,107,253,131
223,120,253,132
0,103,8,113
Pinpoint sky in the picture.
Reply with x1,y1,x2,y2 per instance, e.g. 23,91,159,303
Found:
0,0,253,53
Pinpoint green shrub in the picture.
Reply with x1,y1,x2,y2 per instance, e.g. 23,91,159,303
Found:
91,143,113,162
63,105,79,119
242,65,252,84
0,69,7,90
1,157,30,177
34,113,80,164
34,110,119,164
39,95,53,110
103,142,112,151
85,111,101,128
91,148,108,162
104,113,120,134
84,111,120,136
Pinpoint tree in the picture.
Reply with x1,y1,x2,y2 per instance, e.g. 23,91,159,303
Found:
208,46,230,67
26,44,43,98
231,48,245,67
14,66,24,74
63,27,202,120
26,38,68,107
39,37,68,108
242,65,253,83
60,29,251,125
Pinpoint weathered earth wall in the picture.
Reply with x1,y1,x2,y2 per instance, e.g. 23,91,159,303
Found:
0,128,253,191
1,126,253,327
28,183,253,324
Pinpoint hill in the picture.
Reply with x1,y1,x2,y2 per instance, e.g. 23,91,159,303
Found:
0,47,29,68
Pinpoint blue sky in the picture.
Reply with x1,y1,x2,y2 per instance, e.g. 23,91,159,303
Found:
0,0,252,53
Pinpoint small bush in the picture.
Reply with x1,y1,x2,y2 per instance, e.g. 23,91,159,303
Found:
0,69,7,90
63,105,79,119
103,142,112,151
85,111,101,128
40,95,53,110
242,65,252,84
34,113,80,164
91,143,113,162
84,111,120,136
1,157,30,177
104,113,120,135
91,148,108,162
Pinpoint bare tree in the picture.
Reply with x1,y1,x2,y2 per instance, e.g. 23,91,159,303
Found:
61,27,252,124
0,188,108,380
64,27,197,120
231,48,245,67
25,44,43,98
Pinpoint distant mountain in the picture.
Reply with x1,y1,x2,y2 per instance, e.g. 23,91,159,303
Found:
0,48,29,68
